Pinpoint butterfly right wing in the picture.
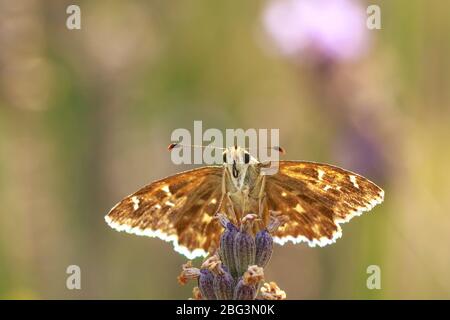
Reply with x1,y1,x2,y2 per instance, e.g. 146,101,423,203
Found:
265,161,384,247
105,166,224,259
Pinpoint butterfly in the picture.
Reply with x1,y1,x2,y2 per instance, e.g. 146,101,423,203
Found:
105,145,384,259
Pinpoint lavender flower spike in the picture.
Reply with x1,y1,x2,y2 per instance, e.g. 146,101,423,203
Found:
198,268,216,300
234,265,264,300
177,261,201,285
261,281,287,300
233,214,257,276
204,255,234,300
255,229,273,268
217,213,239,277
212,263,234,300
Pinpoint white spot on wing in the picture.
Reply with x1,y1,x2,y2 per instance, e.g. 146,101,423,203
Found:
317,169,325,181
131,196,139,210
165,200,175,207
293,203,305,213
162,185,172,195
323,185,332,191
349,175,359,188
202,214,213,223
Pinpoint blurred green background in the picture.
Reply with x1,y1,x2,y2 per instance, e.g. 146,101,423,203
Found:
0,0,449,299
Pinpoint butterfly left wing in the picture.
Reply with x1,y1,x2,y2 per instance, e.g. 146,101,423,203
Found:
105,166,224,259
265,161,384,247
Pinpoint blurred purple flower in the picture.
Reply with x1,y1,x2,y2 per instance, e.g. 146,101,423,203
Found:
263,0,370,61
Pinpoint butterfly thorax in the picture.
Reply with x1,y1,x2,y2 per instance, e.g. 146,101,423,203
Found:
222,154,267,227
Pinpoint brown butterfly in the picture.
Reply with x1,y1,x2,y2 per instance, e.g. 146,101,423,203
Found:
105,145,384,259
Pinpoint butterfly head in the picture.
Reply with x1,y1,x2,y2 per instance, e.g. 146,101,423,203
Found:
222,146,258,189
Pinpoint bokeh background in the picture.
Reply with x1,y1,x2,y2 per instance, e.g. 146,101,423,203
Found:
0,0,449,299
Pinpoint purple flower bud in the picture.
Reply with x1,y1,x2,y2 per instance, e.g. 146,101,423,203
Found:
233,230,256,276
219,222,239,276
213,267,234,300
198,269,216,300
233,277,257,300
255,229,273,267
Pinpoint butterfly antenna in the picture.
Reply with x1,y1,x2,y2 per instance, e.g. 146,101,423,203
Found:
242,146,286,155
269,146,286,155
168,143,225,151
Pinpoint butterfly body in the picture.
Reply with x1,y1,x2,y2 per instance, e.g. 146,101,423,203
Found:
105,146,384,259
221,146,267,227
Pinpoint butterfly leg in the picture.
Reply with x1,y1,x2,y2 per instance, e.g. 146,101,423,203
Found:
214,171,227,216
256,175,266,216
256,175,270,227
257,193,266,217
225,192,239,225
257,193,273,228
242,186,250,215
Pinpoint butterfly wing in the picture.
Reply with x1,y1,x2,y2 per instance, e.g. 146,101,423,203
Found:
105,166,224,259
265,161,384,247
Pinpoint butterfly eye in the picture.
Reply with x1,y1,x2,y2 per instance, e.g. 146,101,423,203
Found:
223,153,227,163
244,153,250,164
